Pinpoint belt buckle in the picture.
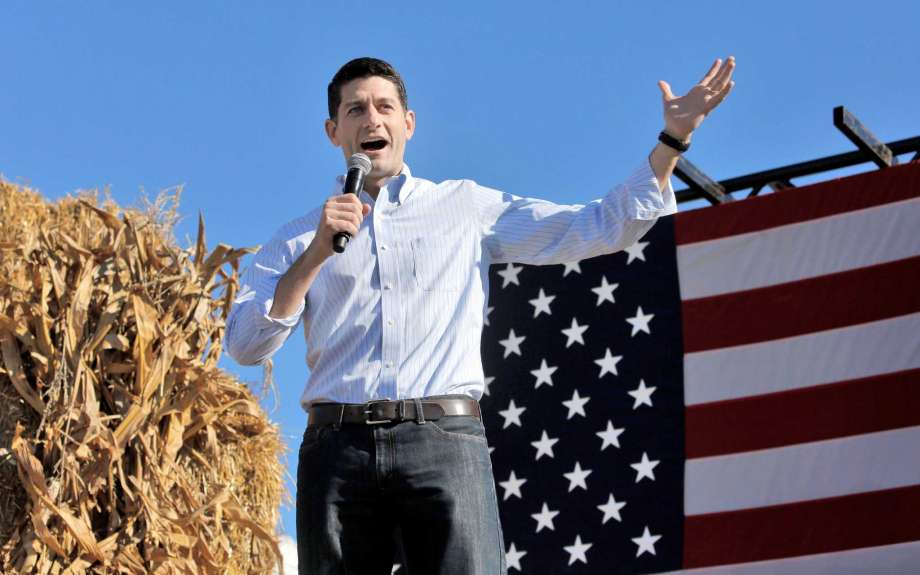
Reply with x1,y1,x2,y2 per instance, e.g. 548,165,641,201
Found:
364,399,395,425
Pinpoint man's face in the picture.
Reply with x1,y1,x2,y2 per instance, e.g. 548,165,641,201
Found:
325,75,415,183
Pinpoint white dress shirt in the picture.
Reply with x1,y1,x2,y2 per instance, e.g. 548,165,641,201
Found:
225,158,676,411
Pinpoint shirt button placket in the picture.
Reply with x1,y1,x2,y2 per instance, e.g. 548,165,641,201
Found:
374,212,400,400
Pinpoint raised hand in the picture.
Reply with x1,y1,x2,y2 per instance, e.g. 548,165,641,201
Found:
658,56,736,142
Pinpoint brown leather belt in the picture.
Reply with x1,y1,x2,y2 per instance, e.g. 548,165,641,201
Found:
307,396,481,428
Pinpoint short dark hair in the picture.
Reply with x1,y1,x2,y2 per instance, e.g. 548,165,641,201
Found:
327,57,408,120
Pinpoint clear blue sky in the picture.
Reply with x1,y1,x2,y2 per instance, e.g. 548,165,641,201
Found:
3,0,917,539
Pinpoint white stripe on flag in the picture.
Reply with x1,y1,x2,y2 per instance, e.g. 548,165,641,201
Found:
685,426,920,515
684,312,920,405
658,540,920,575
677,197,920,299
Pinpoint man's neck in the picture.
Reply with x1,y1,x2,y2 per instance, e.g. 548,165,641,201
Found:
363,170,402,201
364,178,383,201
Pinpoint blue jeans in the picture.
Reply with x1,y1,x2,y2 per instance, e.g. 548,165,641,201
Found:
296,399,507,574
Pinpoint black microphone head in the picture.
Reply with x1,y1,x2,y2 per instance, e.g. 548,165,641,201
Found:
348,153,372,174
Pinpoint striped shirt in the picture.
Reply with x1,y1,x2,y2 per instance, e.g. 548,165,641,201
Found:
225,159,676,411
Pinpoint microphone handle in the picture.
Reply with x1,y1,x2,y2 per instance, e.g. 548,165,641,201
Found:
332,230,350,253
332,166,366,253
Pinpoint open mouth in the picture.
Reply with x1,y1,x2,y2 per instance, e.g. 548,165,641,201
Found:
360,139,388,152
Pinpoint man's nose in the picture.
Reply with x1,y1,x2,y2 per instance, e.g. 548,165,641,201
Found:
364,106,382,128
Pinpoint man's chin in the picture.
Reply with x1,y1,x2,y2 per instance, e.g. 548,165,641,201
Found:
368,160,401,179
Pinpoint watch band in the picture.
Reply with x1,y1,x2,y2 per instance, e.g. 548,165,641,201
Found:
658,130,690,153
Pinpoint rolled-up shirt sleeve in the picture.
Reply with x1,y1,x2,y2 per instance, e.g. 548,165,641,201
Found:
475,157,676,265
225,219,316,366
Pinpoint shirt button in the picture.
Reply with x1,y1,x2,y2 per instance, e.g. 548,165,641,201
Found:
384,283,392,290
380,244,388,251
387,319,394,326
385,361,394,368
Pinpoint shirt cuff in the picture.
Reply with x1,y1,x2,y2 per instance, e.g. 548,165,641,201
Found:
621,158,678,220
258,297,304,328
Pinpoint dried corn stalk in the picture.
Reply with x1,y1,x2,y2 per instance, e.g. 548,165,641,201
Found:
0,180,285,574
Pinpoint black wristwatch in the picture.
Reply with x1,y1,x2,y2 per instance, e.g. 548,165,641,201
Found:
658,130,690,153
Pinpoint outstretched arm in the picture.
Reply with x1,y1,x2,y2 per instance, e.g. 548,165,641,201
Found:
649,56,737,191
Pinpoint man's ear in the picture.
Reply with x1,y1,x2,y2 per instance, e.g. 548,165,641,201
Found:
325,118,340,147
405,110,416,141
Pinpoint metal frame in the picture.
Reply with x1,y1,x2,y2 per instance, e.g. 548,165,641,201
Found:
833,106,897,169
674,106,919,205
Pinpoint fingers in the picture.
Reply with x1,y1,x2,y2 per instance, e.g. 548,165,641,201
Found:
699,58,722,86
710,56,736,93
658,80,675,101
327,209,361,237
709,80,735,108
322,195,369,237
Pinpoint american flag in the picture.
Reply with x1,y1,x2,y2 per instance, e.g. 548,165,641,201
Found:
478,162,920,573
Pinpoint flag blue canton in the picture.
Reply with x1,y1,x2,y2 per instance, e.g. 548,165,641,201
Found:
481,216,685,574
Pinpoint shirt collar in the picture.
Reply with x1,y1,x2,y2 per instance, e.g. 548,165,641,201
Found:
333,164,415,206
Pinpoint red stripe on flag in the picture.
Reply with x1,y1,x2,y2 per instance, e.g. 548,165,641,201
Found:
682,256,920,353
685,368,920,458
683,484,920,568
675,163,920,245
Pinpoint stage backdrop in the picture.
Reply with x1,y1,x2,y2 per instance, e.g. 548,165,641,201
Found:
478,162,920,574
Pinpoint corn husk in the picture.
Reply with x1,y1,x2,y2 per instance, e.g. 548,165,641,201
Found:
0,179,286,574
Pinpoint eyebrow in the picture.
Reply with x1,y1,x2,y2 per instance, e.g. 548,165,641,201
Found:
342,96,398,108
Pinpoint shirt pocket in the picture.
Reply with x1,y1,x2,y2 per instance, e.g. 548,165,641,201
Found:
410,236,463,292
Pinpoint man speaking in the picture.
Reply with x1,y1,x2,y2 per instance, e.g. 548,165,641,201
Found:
226,56,735,574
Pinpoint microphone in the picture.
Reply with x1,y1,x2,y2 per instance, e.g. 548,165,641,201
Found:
332,153,372,253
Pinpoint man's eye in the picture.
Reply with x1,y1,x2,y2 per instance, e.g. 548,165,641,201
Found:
347,107,362,115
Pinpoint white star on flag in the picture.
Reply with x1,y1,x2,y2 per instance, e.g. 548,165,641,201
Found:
623,240,649,264
498,399,526,428
594,348,622,378
561,260,582,276
530,359,557,389
563,462,592,492
561,318,589,347
625,306,654,336
628,379,656,409
499,470,527,500
505,543,527,571
562,389,589,419
528,288,555,317
596,420,625,450
497,263,523,288
564,535,592,565
632,526,662,557
482,375,494,396
598,493,627,524
531,430,559,460
498,329,525,358
531,502,560,533
590,276,618,306
630,452,660,483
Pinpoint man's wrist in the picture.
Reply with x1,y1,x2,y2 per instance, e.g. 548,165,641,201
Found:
304,236,334,265
652,142,681,160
